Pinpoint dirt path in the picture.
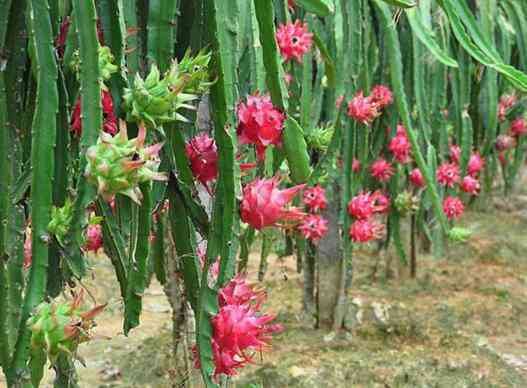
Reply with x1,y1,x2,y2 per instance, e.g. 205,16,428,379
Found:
3,193,527,387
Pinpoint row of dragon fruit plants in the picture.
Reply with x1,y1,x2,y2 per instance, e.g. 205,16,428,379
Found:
1,0,527,387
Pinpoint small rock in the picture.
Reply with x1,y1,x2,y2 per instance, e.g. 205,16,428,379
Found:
372,302,390,326
323,331,336,342
288,366,307,378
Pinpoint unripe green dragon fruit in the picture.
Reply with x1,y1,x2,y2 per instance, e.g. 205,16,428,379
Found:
85,121,167,204
70,45,118,82
306,125,334,152
394,191,419,217
28,290,106,386
177,49,213,94
447,227,471,242
48,198,73,246
123,61,198,128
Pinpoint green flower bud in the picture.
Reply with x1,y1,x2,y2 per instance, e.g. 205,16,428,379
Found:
47,199,73,246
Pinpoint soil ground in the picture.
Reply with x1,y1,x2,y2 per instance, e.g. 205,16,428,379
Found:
3,194,527,388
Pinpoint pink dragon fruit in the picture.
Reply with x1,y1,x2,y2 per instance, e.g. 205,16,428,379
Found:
298,214,329,242
510,118,527,137
449,144,461,164
348,192,375,220
498,94,517,122
71,90,117,136
349,219,385,243
347,91,380,125
460,176,480,196
467,153,484,177
370,85,393,109
388,128,411,164
303,185,327,213
436,162,460,188
240,177,305,230
194,276,282,379
84,223,103,253
185,133,218,188
409,168,425,188
371,191,391,214
443,196,464,220
237,93,285,161
276,20,313,63
370,158,394,182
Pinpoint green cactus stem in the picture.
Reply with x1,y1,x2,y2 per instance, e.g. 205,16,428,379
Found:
9,0,58,382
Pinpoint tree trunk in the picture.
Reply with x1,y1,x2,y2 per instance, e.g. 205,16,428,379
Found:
316,191,344,329
302,242,315,314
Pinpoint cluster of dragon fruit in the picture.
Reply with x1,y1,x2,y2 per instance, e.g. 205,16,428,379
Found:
24,2,527,382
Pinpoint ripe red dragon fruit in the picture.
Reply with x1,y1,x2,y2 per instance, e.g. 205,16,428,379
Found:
495,134,516,152
208,304,282,378
336,95,345,109
370,158,394,182
71,90,117,136
237,93,285,161
436,162,460,188
443,196,464,220
370,85,393,109
498,94,517,122
298,214,329,242
303,185,327,213
460,176,480,196
55,17,71,58
449,144,461,164
84,223,103,253
194,276,282,379
85,121,167,204
348,192,375,220
349,219,385,243
409,168,425,187
276,20,313,63
352,158,361,173
347,91,380,125
218,274,264,307
388,128,411,164
185,133,218,188
467,153,484,177
55,17,104,58
510,118,527,137
240,177,305,230
371,191,390,214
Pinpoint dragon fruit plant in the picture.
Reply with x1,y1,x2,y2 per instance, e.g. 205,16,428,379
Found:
3,0,527,387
